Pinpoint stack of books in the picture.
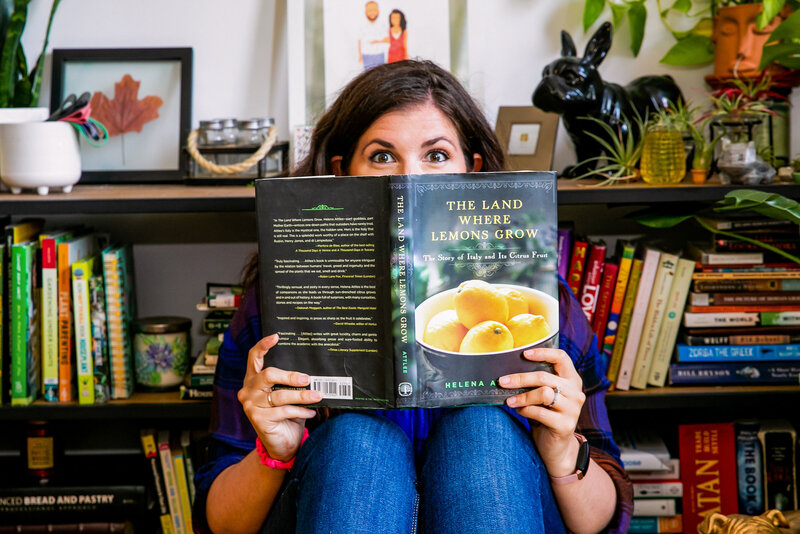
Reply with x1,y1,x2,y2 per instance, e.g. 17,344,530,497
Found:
0,219,139,406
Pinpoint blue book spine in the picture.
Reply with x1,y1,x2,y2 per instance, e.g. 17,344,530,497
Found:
676,343,800,362
668,361,800,385
736,422,765,515
557,228,571,279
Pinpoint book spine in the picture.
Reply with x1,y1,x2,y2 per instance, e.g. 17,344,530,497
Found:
0,242,5,405
579,242,607,321
57,242,73,402
682,333,800,345
692,291,800,306
140,431,175,534
172,446,192,534
704,217,794,230
179,384,214,399
631,253,679,389
557,227,571,279
627,458,681,480
10,244,34,405
668,361,800,385
591,262,617,352
158,433,185,534
390,180,416,408
760,425,798,510
632,498,677,516
715,238,800,251
683,312,758,328
691,305,800,313
72,261,94,405
189,374,214,387
676,343,800,362
89,274,110,404
180,430,196,505
0,486,145,523
566,238,589,297
633,481,683,498
679,422,737,534
628,515,683,533
616,249,661,391
648,258,695,387
736,423,764,516
607,258,643,385
693,271,800,280
602,244,635,361
762,311,800,326
41,237,58,402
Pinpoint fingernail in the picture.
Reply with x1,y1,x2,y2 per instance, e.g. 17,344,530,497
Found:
499,376,510,386
299,374,310,385
310,391,322,401
507,396,517,407
524,349,536,358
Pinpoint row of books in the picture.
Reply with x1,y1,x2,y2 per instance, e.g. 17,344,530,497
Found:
558,214,800,390
0,219,137,405
618,419,798,534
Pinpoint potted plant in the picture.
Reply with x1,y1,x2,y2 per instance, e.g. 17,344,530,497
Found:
686,120,721,184
571,113,645,186
791,156,800,183
640,106,686,184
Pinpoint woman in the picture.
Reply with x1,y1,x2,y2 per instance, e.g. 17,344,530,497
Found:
194,60,632,534
386,9,408,63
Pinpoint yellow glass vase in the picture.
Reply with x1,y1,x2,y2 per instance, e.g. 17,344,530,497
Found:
640,126,686,184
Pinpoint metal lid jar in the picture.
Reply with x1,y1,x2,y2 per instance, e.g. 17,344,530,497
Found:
132,316,192,390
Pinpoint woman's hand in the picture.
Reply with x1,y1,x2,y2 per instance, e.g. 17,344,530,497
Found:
499,348,585,476
237,334,321,462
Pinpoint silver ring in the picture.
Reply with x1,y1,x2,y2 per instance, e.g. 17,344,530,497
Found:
545,385,561,409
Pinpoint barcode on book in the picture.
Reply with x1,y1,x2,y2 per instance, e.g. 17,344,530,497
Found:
310,376,353,400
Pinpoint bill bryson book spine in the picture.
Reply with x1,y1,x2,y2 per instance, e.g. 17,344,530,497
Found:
668,361,800,385
735,422,764,516
679,422,737,534
390,176,417,407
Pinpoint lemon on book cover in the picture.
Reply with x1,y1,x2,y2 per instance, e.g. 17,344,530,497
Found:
460,321,514,353
423,310,468,352
454,280,509,328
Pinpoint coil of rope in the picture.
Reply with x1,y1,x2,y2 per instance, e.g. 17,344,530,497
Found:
186,125,278,175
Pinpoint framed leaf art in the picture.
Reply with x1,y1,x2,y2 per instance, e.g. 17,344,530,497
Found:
50,48,192,184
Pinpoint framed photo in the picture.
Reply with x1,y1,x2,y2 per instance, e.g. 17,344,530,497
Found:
50,48,192,184
495,106,559,171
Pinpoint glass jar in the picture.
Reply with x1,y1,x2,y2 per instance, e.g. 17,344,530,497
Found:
639,125,686,184
133,316,192,389
198,119,224,146
26,420,54,484
238,119,263,146
220,118,238,146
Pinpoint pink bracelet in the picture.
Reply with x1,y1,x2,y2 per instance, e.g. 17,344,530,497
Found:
255,428,310,470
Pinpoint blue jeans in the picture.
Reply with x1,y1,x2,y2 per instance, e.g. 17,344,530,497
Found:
362,52,385,70
262,407,567,533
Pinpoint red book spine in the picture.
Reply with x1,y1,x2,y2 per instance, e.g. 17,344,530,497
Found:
592,262,618,351
566,239,589,298
579,243,607,321
679,423,738,534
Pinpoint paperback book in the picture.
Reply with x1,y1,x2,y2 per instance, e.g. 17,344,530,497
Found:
256,172,558,409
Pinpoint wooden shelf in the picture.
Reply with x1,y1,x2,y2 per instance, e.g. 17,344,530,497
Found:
0,391,211,420
606,384,800,411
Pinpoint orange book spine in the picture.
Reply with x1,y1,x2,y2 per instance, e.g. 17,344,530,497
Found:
57,242,72,401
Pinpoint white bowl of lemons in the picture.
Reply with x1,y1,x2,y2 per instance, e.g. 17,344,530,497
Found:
415,280,559,357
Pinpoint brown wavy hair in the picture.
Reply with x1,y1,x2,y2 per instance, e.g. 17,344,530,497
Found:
243,59,505,289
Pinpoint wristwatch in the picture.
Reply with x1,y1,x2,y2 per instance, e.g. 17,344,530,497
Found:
549,433,590,485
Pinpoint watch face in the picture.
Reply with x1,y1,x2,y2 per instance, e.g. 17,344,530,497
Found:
575,435,590,476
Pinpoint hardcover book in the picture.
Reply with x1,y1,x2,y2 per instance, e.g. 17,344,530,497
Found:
735,421,764,516
757,419,797,511
675,343,800,362
10,240,40,406
578,240,607,322
566,236,589,298
606,257,643,385
602,242,636,361
591,261,617,352
255,172,558,409
668,361,800,385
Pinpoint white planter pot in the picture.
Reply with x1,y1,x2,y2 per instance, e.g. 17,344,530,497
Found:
0,121,82,195
0,107,49,124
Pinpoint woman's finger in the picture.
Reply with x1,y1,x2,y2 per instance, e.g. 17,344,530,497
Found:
522,348,581,381
515,405,575,435
268,387,321,407
498,369,562,390
259,366,312,389
260,405,318,422
244,334,279,380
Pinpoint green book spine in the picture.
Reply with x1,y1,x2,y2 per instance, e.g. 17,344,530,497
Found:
10,243,36,406
72,256,95,404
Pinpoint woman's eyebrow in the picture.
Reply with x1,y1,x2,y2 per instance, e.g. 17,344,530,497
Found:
422,136,455,147
362,139,395,152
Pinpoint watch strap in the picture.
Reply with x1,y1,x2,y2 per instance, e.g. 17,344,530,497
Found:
255,427,309,470
549,433,590,486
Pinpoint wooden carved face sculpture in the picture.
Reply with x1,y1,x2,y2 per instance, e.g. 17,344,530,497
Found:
712,3,785,77
700,510,799,534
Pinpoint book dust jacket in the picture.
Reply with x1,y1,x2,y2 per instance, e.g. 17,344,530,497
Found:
256,171,558,409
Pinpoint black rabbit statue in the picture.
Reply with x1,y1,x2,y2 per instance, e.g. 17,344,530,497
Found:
532,22,684,177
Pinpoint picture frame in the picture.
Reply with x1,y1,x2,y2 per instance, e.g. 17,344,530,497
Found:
50,48,193,184
495,106,559,172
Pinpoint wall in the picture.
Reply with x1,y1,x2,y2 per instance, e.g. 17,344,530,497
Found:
23,0,798,172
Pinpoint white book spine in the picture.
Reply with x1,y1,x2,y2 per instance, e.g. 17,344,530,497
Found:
633,481,683,498
683,312,758,328
632,498,678,517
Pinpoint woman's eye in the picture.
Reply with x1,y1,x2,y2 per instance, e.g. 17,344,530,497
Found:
426,150,449,163
370,151,396,163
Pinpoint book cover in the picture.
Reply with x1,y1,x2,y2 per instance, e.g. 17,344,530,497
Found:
735,421,764,516
157,430,185,534
648,258,695,387
139,429,175,534
0,485,145,523
2,218,41,405
566,236,589,298
691,291,800,306
72,255,97,405
171,440,192,534
89,273,111,404
616,248,661,391
676,343,800,362
606,257,643,385
57,233,96,402
556,225,572,279
631,252,679,389
591,261,617,351
602,242,636,363
679,422,737,534
10,241,40,406
628,515,683,533
578,241,607,322
39,230,73,402
256,172,558,409
668,361,800,385
757,419,797,511
687,243,763,265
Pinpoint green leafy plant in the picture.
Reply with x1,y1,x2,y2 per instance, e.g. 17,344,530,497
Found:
572,113,646,185
581,0,800,66
633,189,800,262
700,74,783,120
759,8,800,69
0,0,62,108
